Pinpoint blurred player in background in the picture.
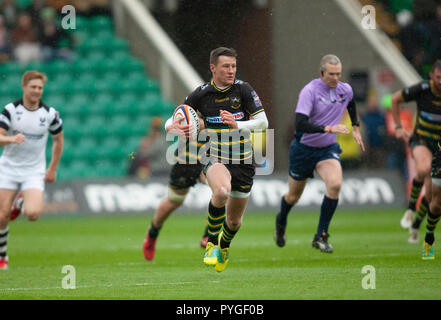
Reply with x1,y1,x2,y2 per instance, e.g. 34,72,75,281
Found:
421,136,441,260
0,71,63,270
142,122,209,261
391,60,441,243
170,47,268,272
274,54,364,253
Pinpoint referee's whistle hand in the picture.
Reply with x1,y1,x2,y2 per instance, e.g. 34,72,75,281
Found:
333,124,349,134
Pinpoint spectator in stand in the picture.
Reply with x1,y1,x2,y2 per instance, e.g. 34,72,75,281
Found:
11,13,41,64
427,3,441,61
38,7,74,62
128,117,170,179
0,0,18,30
361,91,387,169
0,15,12,63
26,0,49,31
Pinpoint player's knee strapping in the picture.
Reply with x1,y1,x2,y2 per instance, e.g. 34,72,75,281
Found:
168,187,187,203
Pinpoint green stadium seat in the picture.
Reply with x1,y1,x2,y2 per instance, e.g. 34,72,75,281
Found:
82,116,109,140
72,138,98,162
131,116,151,137
108,116,132,138
65,160,91,179
0,81,21,97
96,137,122,162
90,93,114,116
118,57,144,74
23,61,43,73
0,61,25,76
93,160,119,178
122,136,142,155
44,60,73,78
62,117,83,143
73,16,90,32
45,94,66,109
89,15,113,32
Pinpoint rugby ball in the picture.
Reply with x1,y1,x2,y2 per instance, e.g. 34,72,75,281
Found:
172,104,200,140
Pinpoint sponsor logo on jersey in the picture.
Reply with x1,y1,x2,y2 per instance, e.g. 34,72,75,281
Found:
12,130,44,140
205,111,245,124
251,90,262,108
215,97,230,103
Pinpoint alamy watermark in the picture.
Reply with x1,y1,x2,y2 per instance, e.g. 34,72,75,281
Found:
361,265,376,290
361,5,376,30
61,265,76,289
166,129,274,175
61,5,76,30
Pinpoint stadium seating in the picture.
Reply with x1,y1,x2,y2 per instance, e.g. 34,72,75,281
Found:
0,14,175,181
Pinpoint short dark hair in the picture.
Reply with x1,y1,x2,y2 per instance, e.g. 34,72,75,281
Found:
432,60,441,72
209,47,237,65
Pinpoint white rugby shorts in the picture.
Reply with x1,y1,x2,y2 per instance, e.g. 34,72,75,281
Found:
0,173,45,191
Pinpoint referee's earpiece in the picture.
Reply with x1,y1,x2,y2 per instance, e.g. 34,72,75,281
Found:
321,70,324,76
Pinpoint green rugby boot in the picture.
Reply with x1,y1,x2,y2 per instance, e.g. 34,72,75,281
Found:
203,242,218,266
421,242,435,260
215,233,230,272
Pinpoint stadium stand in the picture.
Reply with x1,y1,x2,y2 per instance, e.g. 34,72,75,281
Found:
366,0,441,77
0,3,175,181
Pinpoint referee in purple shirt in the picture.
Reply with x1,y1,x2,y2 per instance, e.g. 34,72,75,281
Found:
274,54,365,253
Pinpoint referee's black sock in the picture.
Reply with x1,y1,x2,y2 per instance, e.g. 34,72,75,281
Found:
316,196,339,236
207,201,225,245
276,196,294,226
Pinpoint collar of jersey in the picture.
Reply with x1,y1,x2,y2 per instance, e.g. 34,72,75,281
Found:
211,80,233,92
18,99,46,111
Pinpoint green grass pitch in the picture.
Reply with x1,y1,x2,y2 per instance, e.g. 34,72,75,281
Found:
1,208,440,300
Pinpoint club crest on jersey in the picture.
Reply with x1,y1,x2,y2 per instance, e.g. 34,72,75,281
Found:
230,97,241,109
39,117,46,126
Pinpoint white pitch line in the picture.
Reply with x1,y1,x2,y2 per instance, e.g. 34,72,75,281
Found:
0,280,221,292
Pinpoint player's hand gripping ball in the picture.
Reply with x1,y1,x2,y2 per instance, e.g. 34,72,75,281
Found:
172,104,200,140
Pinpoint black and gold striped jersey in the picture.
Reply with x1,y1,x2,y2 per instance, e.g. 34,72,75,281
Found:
184,79,264,164
402,80,441,151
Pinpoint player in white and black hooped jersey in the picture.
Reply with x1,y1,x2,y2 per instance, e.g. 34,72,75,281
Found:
0,71,64,270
